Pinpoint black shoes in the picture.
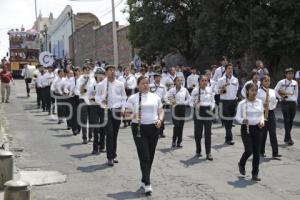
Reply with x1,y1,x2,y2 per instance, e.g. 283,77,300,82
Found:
287,140,294,146
171,143,176,148
195,153,202,158
82,140,88,144
113,159,119,163
159,134,166,138
107,159,114,167
206,154,213,161
272,154,282,160
226,140,235,145
252,175,261,182
177,144,183,148
260,153,266,158
92,151,100,155
88,138,93,143
238,163,246,176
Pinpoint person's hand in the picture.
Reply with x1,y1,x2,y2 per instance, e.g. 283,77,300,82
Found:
243,119,248,125
155,119,162,129
258,122,264,129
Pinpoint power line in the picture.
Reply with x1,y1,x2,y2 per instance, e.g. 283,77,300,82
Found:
98,0,125,19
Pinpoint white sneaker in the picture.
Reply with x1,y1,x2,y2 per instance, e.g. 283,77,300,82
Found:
140,182,145,190
145,185,152,195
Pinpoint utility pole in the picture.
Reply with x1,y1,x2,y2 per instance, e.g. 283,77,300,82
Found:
111,0,119,66
34,0,38,30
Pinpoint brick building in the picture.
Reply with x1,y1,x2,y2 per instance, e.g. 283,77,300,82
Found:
70,21,133,66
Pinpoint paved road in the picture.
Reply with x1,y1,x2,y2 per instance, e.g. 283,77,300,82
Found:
1,80,300,200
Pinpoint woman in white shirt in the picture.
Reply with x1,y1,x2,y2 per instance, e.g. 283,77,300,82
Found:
236,83,264,181
125,76,164,195
241,69,261,98
166,77,190,148
190,75,215,160
257,75,281,159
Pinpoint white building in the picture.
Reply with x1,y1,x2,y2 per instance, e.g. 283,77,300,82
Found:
47,5,74,59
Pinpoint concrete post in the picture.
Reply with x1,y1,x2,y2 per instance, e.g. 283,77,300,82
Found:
0,150,13,190
4,180,30,200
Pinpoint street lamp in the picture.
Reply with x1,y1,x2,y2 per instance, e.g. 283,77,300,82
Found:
40,24,48,51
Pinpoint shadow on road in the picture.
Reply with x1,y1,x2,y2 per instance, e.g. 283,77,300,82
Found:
52,134,73,138
157,147,177,154
180,156,205,167
227,176,257,188
77,163,110,172
107,189,145,200
71,153,94,159
212,143,229,150
61,142,83,149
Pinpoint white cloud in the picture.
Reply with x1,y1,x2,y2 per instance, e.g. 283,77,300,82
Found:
0,0,129,58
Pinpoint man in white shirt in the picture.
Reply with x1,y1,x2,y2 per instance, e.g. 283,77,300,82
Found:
21,64,33,97
187,67,199,93
76,66,94,144
295,69,300,106
217,63,239,145
274,68,298,145
40,66,55,115
52,69,66,124
95,65,127,166
149,72,167,138
212,56,228,82
161,67,177,90
118,66,137,127
33,65,42,108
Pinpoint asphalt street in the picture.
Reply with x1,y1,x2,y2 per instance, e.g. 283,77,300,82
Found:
1,80,300,200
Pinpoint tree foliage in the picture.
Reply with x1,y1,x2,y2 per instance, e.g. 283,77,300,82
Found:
127,0,300,65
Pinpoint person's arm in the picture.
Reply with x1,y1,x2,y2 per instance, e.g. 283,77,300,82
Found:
274,81,282,99
124,96,134,120
120,83,127,113
185,88,191,105
189,88,196,107
235,101,244,125
156,97,164,128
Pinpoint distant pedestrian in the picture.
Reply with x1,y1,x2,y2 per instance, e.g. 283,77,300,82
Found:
21,64,33,97
0,65,14,103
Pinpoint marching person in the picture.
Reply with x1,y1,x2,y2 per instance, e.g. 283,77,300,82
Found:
190,75,215,160
217,63,239,145
212,56,228,82
257,75,281,159
149,72,167,138
21,64,33,97
241,69,261,98
89,69,106,154
125,76,164,195
118,66,137,127
0,65,14,103
40,66,55,115
166,77,190,148
187,67,199,93
275,68,298,146
52,69,66,124
95,65,127,166
236,83,265,181
161,67,177,90
70,67,82,135
33,65,42,108
76,66,94,144
63,70,78,134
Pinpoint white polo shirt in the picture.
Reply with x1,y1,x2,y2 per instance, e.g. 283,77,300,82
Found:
126,92,162,125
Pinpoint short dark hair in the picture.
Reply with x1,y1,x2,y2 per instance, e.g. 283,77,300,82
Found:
82,66,90,71
137,76,149,85
173,77,180,83
260,74,270,82
249,69,259,79
285,67,294,74
225,63,233,70
245,83,258,98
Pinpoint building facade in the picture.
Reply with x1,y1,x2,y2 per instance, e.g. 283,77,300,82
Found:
70,22,133,66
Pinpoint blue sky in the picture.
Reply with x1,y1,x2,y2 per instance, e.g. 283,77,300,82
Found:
0,0,129,58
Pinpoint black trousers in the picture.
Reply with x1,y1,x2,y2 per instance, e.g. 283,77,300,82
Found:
131,123,159,186
36,84,42,107
239,125,261,176
64,97,73,128
261,110,279,156
89,105,105,152
25,78,32,94
194,106,212,155
281,101,296,141
71,95,81,133
79,99,93,141
54,93,64,119
41,86,51,112
104,108,121,160
172,105,186,145
220,100,237,142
